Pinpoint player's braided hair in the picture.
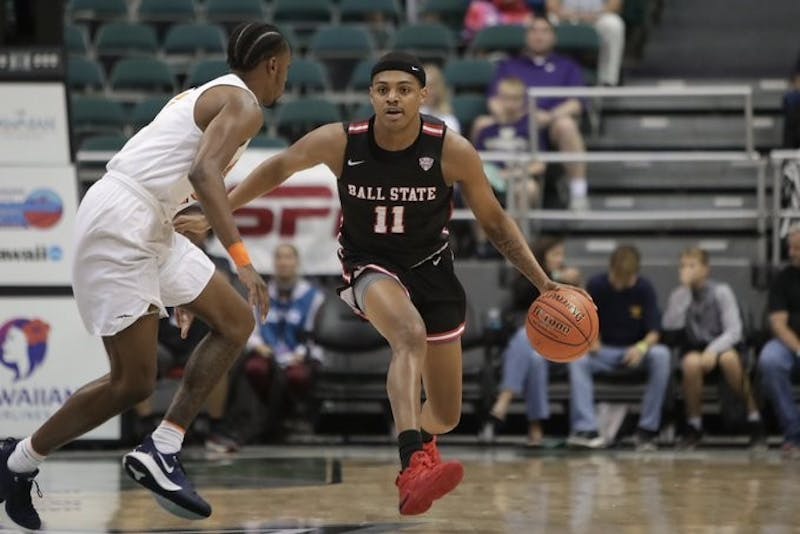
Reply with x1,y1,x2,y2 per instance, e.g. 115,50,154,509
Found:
227,23,289,72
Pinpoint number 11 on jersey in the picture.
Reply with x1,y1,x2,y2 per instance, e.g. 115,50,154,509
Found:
374,205,405,234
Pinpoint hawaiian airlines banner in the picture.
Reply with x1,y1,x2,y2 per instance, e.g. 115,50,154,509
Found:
206,149,342,275
0,83,70,165
0,166,77,285
0,296,119,439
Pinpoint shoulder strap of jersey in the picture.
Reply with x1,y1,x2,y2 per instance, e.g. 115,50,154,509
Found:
347,120,370,135
420,114,446,138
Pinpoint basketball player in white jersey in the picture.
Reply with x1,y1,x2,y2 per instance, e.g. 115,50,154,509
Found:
0,23,290,530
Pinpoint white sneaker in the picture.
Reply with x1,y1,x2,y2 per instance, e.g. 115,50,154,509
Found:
567,431,606,449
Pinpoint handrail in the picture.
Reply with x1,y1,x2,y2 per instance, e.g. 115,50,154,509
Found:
451,208,759,222
527,86,752,98
478,150,759,163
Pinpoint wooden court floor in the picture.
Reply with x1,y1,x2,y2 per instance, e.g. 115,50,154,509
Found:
4,445,800,533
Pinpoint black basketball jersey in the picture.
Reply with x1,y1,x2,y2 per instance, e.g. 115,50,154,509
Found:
337,114,452,269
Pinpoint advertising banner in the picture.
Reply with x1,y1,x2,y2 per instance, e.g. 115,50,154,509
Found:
0,165,77,285
0,296,118,439
0,82,70,165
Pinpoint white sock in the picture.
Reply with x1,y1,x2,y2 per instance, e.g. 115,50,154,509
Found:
569,178,588,198
7,437,45,474
151,421,185,454
688,417,702,430
747,411,761,422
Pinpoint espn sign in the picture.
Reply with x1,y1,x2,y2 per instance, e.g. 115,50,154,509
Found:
206,151,341,274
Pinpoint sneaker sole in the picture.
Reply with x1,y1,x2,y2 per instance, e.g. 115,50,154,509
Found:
122,453,210,520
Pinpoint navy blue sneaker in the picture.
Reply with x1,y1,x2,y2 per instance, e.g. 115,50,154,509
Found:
122,436,211,519
0,438,42,530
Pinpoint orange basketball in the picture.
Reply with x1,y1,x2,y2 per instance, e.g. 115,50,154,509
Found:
526,288,599,363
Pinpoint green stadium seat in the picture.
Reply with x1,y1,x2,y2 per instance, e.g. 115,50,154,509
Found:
67,56,106,91
277,25,302,52
273,0,333,25
309,26,374,59
443,58,495,94
452,94,488,134
276,99,342,141
286,58,329,93
71,96,127,136
110,58,176,93
351,102,374,120
185,59,229,87
66,25,89,55
249,135,290,149
555,24,600,53
348,59,374,91
420,0,469,30
130,96,172,130
138,0,196,22
469,24,525,55
390,23,456,60
164,24,226,55
340,0,400,23
80,134,129,152
69,0,128,22
95,22,159,57
206,0,265,23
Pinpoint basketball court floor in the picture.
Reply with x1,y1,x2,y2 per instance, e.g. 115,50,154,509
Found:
3,444,800,533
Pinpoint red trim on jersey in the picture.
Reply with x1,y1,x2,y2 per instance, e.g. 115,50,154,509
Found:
427,322,466,343
422,123,444,137
348,121,369,134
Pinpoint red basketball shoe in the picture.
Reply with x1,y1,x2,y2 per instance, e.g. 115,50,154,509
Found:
395,450,464,515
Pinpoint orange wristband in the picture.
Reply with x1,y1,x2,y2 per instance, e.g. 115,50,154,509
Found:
227,242,251,268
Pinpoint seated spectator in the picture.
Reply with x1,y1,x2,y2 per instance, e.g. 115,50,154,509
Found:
485,236,581,446
421,63,462,134
486,18,589,210
568,245,671,450
782,51,800,148
662,247,765,449
546,0,625,86
241,243,325,440
463,0,536,42
759,226,800,455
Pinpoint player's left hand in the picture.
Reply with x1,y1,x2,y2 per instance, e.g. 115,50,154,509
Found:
175,307,194,339
540,280,595,306
173,211,211,236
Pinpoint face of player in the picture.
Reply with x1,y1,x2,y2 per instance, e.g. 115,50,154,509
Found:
789,231,800,268
544,243,566,273
262,48,292,106
496,83,526,122
274,244,299,281
679,255,709,288
370,71,428,131
526,19,555,56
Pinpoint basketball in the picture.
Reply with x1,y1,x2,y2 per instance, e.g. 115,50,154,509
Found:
526,288,599,363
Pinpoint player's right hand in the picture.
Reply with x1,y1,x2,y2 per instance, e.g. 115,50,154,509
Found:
173,212,211,236
237,264,269,323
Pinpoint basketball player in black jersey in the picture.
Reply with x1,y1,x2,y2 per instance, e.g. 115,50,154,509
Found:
176,52,580,515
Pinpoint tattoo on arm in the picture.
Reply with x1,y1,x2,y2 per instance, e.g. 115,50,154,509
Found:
483,217,548,289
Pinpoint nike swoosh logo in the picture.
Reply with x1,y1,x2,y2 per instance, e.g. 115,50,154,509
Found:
156,452,175,474
433,257,441,266
347,159,365,166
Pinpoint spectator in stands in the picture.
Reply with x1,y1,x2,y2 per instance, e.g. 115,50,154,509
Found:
546,0,625,86
568,245,671,450
463,0,536,42
759,225,800,454
487,17,589,210
485,236,581,446
662,247,765,449
421,63,461,134
241,243,325,440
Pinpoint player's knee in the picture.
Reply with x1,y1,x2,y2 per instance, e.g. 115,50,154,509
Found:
116,376,155,406
220,304,255,347
390,320,427,356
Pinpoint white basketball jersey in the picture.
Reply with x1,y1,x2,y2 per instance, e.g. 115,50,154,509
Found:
106,74,258,214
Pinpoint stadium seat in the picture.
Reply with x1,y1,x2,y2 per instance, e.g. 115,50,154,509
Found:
185,59,229,87
137,0,196,22
443,58,495,94
347,59,374,91
420,0,469,31
163,23,226,55
67,56,106,92
66,25,89,56
95,22,159,57
340,0,400,23
272,0,333,25
249,135,290,149
71,96,127,136
80,134,129,152
309,26,374,59
390,23,456,61
206,0,265,24
276,99,342,141
351,102,374,120
130,96,172,130
110,58,176,93
469,24,526,56
286,58,329,93
452,94,488,134
69,0,128,23
555,23,600,67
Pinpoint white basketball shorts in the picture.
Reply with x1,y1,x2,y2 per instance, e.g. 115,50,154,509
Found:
72,171,215,336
